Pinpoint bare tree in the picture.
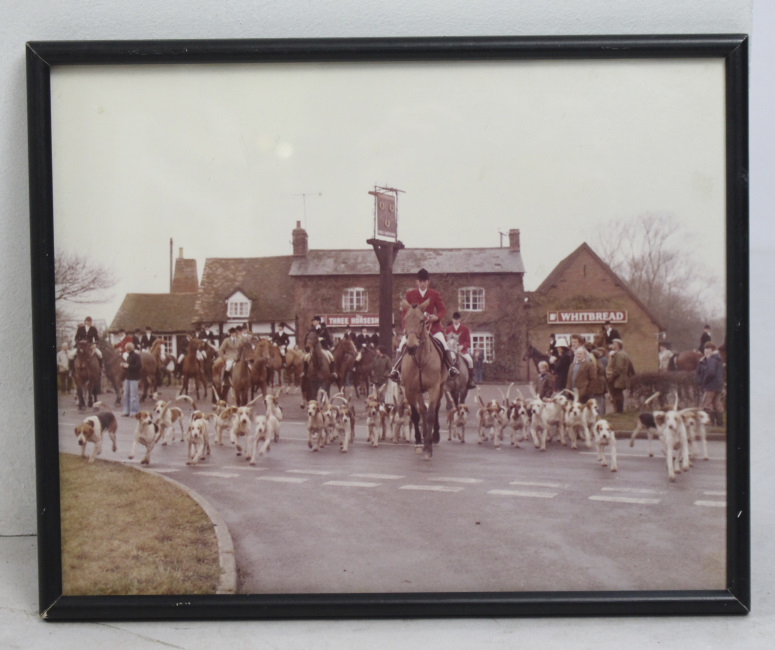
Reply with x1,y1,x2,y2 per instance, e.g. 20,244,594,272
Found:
594,214,723,350
55,249,117,311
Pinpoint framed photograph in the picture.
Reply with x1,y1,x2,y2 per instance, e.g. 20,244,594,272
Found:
27,35,749,620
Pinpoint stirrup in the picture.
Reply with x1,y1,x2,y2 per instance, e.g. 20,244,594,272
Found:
448,367,460,377
388,369,401,383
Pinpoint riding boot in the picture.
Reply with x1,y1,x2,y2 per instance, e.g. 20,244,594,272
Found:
466,364,476,390
445,350,460,377
388,350,405,383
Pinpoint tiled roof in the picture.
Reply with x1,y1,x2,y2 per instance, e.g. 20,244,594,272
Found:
289,247,525,276
109,293,199,333
193,256,296,324
534,242,663,329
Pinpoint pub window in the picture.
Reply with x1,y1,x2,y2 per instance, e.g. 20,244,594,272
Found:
471,333,495,363
342,288,368,312
227,299,251,318
458,287,485,312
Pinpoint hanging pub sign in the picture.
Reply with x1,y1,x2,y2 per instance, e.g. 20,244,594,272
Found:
369,189,398,240
547,310,628,324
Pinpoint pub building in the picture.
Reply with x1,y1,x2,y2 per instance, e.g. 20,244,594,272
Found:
526,242,663,374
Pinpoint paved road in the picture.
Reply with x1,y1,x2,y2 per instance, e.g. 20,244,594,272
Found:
57,384,727,595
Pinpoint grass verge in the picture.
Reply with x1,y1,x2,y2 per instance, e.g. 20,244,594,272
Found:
59,452,222,596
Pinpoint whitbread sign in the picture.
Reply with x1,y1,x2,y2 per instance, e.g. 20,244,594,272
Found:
547,310,628,324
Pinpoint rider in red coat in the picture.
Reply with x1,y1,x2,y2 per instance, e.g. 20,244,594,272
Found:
445,311,476,389
389,268,459,382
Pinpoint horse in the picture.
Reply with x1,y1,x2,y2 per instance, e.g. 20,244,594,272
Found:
284,346,304,390
523,343,550,373
179,337,207,401
302,329,331,406
332,336,358,395
72,341,100,410
138,339,163,401
253,338,283,389
352,344,376,398
231,340,254,406
97,341,124,407
674,350,702,371
400,298,446,460
444,332,469,410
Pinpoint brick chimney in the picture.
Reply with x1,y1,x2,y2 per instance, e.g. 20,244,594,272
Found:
509,229,521,252
292,221,308,256
171,248,199,293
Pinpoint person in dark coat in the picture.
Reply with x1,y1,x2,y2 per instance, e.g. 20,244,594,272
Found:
697,341,725,426
121,342,142,416
603,320,622,345
310,316,333,350
551,338,573,394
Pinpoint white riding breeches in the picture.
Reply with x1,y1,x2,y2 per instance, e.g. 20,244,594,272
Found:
397,332,449,352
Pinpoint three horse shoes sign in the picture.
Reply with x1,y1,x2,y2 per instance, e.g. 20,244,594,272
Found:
367,187,404,357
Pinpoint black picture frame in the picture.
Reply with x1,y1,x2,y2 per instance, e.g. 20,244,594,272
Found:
27,35,750,621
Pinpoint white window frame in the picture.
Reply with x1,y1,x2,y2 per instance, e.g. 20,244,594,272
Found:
458,287,485,312
342,287,368,312
471,332,495,363
226,290,252,319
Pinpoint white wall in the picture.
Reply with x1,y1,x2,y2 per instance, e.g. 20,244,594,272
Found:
2,0,770,646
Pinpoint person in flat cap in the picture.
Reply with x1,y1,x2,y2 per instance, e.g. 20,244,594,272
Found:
389,268,460,382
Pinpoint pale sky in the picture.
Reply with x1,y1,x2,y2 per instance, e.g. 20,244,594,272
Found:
50,58,727,326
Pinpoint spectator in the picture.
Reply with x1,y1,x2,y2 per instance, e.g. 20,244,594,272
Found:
606,339,634,414
57,342,71,394
551,337,573,393
587,344,608,415
472,348,484,384
535,360,555,400
114,328,134,354
697,342,725,426
370,346,392,392
566,345,597,403
121,342,142,417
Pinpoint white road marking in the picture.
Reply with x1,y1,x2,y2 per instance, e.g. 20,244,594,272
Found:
351,473,404,480
510,480,567,489
148,468,179,473
488,489,558,499
287,469,332,475
703,491,727,497
428,477,483,484
695,500,726,508
324,481,381,488
224,465,267,471
399,485,464,493
257,476,308,483
194,471,240,478
601,487,660,494
589,495,661,505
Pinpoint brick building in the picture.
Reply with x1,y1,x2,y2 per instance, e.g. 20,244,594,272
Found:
526,243,663,375
288,224,527,380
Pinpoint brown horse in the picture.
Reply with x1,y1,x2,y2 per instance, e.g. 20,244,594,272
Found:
674,350,702,371
253,338,283,388
352,344,376,398
249,353,269,400
97,341,124,406
284,346,304,389
332,337,358,395
302,329,331,405
179,338,207,401
73,341,100,410
400,299,445,460
231,340,254,406
138,339,163,401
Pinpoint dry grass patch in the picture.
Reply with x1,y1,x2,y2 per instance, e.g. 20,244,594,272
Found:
60,453,222,595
